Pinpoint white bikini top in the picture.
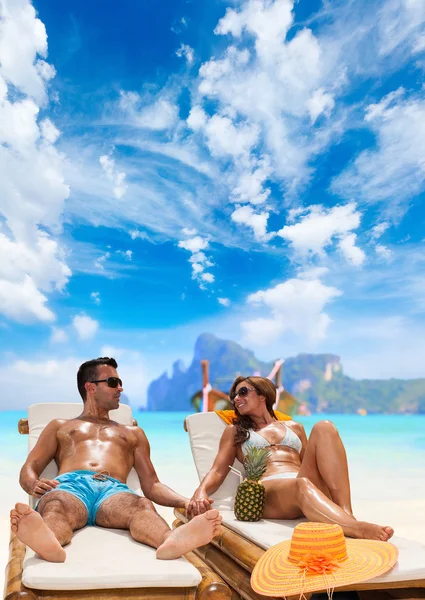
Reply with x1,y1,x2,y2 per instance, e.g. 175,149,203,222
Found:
241,425,303,456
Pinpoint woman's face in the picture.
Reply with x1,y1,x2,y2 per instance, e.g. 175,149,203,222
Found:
232,380,265,414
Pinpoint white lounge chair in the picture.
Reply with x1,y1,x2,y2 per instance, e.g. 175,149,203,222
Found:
4,404,231,600
174,412,425,600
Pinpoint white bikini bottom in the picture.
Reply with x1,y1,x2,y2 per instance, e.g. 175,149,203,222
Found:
261,472,298,482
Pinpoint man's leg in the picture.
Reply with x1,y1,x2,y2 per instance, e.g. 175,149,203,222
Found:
95,493,222,559
10,491,88,562
95,493,171,548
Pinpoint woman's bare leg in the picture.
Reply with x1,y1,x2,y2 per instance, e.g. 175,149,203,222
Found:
298,420,353,515
262,477,393,541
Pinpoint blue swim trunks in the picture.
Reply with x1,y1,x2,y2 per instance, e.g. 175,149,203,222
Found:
38,470,139,525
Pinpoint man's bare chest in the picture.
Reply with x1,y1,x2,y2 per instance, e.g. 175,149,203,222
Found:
57,420,134,449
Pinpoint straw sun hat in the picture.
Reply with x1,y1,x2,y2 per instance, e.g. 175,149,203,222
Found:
251,522,398,598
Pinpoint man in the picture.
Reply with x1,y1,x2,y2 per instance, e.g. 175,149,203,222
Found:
10,357,221,562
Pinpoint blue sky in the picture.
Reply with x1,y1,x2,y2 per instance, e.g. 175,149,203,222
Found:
1,0,425,409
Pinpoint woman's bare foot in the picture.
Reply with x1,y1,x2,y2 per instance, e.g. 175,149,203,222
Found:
10,503,66,562
347,521,394,541
156,509,222,560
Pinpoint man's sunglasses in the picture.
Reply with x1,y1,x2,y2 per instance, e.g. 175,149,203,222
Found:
90,377,122,388
230,386,256,403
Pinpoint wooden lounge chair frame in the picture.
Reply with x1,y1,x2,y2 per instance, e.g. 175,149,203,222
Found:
3,417,233,600
178,415,425,600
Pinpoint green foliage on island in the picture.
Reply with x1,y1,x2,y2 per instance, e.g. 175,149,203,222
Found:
146,333,425,413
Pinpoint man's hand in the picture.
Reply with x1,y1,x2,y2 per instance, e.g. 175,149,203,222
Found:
186,490,214,518
31,478,60,498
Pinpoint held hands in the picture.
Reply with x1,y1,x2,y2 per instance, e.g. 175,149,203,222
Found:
31,478,60,498
186,490,214,518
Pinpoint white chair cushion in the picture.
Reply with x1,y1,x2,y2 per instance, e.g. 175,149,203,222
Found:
23,527,201,590
185,412,243,511
186,412,425,585
23,403,201,590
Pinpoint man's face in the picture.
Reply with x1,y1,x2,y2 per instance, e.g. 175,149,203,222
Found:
90,365,123,409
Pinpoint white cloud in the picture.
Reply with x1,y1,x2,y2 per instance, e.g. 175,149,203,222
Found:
99,153,127,199
51,327,68,343
119,92,179,130
176,44,194,64
40,118,60,144
371,221,390,240
116,249,133,260
129,230,149,241
0,275,55,323
193,4,341,195
94,251,110,272
218,297,230,306
190,111,260,160
231,205,270,242
306,88,335,124
72,314,99,340
332,89,425,210
178,236,208,253
187,106,207,131
215,0,293,60
178,235,214,288
91,291,101,305
0,0,55,104
0,0,70,324
230,159,272,205
378,0,425,61
277,203,363,260
241,275,342,346
201,272,215,283
338,233,366,266
182,227,197,236
369,221,392,259
375,244,393,260
0,230,70,291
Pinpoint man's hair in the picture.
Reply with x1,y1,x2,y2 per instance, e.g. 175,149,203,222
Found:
77,357,118,401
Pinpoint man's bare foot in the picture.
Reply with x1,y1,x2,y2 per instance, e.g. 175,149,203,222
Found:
156,509,222,560
348,521,394,541
10,503,66,562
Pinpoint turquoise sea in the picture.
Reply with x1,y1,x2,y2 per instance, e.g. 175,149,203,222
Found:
1,411,424,496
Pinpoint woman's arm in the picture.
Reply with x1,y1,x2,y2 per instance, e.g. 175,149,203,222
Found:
187,425,238,517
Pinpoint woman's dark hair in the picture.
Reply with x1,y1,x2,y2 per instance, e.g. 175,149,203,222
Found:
77,357,118,401
229,376,277,446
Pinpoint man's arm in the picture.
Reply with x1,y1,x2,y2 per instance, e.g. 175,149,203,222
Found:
20,419,62,497
133,428,188,509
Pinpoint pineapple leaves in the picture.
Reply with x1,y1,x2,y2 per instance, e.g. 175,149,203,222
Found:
243,444,271,482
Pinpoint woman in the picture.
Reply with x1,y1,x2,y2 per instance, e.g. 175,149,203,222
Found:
187,376,393,541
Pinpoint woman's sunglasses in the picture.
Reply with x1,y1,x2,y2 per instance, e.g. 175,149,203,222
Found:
90,377,122,388
230,386,256,403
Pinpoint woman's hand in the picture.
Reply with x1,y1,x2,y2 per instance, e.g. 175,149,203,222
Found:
31,478,60,498
186,490,214,518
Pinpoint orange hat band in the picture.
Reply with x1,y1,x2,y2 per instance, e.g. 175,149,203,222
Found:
287,524,348,564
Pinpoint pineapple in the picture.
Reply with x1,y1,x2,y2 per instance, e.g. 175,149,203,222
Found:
234,445,271,522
